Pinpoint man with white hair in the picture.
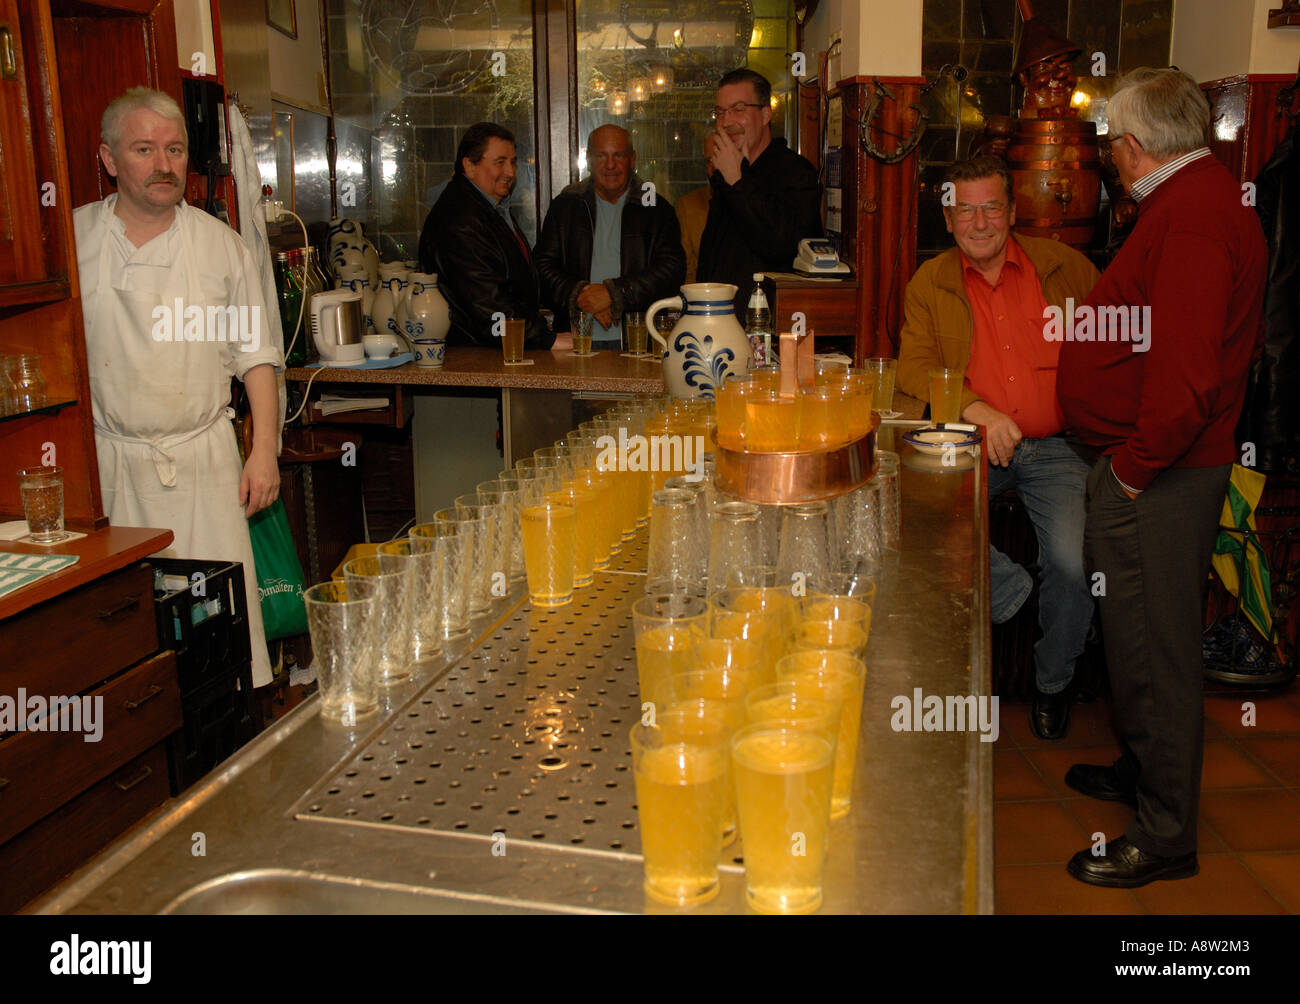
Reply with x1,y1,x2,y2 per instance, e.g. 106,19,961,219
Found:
74,87,283,687
1058,68,1267,887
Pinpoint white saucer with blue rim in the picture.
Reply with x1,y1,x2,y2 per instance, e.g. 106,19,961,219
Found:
901,425,982,456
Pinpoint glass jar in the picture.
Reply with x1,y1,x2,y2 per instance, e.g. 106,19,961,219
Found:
10,354,47,412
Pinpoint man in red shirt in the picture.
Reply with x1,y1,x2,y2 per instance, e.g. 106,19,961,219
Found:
898,156,1100,740
1058,69,1267,887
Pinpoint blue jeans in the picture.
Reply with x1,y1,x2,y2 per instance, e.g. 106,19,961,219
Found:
987,436,1093,695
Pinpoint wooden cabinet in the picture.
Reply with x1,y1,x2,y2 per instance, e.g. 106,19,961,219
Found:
0,542,182,912
0,1,180,531
0,0,54,293
0,1,100,528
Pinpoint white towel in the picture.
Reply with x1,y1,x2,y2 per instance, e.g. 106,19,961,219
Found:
227,101,287,451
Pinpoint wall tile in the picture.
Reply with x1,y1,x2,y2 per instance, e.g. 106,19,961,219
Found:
1119,0,1173,73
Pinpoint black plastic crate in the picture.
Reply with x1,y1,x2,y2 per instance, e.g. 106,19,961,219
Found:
151,557,252,697
166,660,261,795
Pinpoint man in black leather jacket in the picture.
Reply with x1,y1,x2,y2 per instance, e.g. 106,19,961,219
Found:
418,122,553,348
698,69,822,311
535,125,685,347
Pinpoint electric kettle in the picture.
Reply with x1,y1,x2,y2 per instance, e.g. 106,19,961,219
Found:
310,290,366,366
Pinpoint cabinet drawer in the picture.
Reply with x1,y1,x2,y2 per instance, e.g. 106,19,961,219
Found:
0,649,180,845
1,562,157,698
0,744,171,914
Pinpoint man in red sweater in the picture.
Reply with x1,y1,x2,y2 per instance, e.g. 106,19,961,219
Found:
1057,68,1267,887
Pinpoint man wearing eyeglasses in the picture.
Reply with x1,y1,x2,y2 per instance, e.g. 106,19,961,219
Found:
1058,69,1267,888
897,156,1100,742
535,124,685,349
697,69,822,308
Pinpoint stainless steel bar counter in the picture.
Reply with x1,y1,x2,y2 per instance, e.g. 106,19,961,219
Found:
32,427,993,915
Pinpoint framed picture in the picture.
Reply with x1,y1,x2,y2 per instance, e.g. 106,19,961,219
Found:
267,0,297,39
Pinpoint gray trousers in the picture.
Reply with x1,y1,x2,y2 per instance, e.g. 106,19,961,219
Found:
1083,456,1229,857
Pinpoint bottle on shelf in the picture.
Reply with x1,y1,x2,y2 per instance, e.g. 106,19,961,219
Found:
274,249,307,367
744,273,773,367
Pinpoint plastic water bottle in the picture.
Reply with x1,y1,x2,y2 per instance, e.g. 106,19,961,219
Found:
744,273,773,366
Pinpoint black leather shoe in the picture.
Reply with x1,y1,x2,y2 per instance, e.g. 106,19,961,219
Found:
1030,689,1070,741
1065,762,1138,807
1067,836,1198,888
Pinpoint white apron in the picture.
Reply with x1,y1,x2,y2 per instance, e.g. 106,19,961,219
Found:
86,200,274,686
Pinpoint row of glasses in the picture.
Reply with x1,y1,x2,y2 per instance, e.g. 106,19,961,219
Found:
649,492,859,597
306,503,498,725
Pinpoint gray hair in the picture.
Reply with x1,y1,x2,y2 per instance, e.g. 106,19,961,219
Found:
1107,68,1210,160
101,87,187,151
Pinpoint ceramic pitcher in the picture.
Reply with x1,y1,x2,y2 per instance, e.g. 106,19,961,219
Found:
405,273,450,343
646,283,752,399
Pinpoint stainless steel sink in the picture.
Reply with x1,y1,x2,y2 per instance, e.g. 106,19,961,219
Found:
159,869,600,915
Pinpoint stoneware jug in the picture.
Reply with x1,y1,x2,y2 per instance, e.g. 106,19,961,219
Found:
371,278,396,343
646,283,751,399
391,278,411,345
405,273,451,343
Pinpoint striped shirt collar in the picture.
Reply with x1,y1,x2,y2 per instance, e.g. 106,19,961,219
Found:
1128,147,1213,203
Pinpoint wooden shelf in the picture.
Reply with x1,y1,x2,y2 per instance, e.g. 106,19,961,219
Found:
0,279,71,311
0,398,77,425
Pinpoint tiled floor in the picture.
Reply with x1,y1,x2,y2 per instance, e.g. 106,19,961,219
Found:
994,682,1300,914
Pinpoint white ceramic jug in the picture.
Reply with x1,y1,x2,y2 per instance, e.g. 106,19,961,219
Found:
392,278,411,346
371,279,396,343
405,273,452,343
645,283,752,399
405,273,451,343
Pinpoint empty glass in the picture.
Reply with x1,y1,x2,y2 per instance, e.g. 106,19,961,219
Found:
8,354,46,412
834,482,883,572
707,501,761,592
646,488,705,594
776,502,836,587
455,496,510,610
304,579,379,725
411,519,472,639
343,555,413,685
379,537,442,664
478,478,525,583
874,451,901,550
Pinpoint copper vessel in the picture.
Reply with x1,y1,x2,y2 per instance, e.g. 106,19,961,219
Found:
1006,118,1102,249
712,331,879,505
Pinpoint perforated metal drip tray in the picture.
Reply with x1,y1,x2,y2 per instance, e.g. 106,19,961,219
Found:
292,535,741,872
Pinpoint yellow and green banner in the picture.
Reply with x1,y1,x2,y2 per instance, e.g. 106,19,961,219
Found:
1212,465,1274,645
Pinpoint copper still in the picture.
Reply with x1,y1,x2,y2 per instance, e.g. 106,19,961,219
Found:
1006,119,1102,248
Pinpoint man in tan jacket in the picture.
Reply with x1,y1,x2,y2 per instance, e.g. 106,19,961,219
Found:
898,156,1099,740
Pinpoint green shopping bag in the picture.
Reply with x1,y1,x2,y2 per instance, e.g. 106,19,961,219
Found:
247,499,308,640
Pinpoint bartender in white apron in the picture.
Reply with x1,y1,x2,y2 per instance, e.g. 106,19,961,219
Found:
74,88,283,687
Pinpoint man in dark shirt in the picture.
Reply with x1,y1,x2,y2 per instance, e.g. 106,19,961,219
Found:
1057,68,1267,888
697,69,822,310
418,122,552,348
535,125,684,348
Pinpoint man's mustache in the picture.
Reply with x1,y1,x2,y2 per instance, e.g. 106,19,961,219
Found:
147,173,180,185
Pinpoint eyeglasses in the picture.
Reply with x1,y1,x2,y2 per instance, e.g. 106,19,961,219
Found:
712,101,764,120
951,201,1007,222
